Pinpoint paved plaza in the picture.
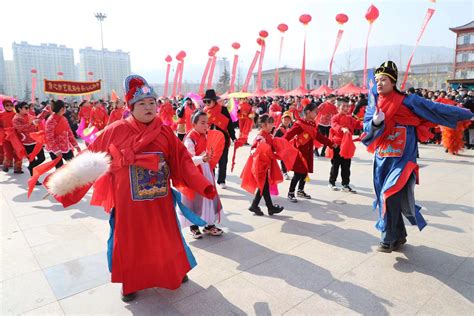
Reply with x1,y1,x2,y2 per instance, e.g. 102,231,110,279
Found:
1,132,473,315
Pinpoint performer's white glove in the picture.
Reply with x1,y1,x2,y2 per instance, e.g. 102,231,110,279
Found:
372,110,385,126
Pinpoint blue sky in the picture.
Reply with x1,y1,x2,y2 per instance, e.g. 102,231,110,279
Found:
1,0,472,81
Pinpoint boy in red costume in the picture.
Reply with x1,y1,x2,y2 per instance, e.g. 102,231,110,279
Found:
242,114,284,216
285,102,333,202
328,97,362,192
315,94,337,157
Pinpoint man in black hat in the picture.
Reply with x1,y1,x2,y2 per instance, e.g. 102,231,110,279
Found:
203,89,236,188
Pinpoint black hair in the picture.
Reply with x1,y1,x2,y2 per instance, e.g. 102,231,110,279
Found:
259,114,274,125
52,100,65,113
79,100,87,108
327,94,336,99
15,101,28,112
303,102,317,113
191,110,207,124
336,97,350,105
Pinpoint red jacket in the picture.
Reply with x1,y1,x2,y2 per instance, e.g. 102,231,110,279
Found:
0,110,15,129
45,113,78,154
13,113,37,145
108,108,125,125
316,102,338,126
330,113,363,146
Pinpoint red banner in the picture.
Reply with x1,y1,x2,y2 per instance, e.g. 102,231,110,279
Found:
329,29,344,87
44,79,101,96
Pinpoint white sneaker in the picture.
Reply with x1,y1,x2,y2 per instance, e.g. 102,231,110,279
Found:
219,183,227,189
328,184,339,191
284,173,291,180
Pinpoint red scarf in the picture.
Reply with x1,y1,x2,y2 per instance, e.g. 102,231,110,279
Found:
367,91,434,153
204,104,229,133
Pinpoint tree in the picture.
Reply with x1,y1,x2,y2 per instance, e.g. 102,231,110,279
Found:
217,66,230,94
24,83,31,102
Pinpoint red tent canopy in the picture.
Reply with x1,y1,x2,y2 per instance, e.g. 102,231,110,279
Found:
252,89,268,97
335,83,364,95
310,85,333,96
265,88,287,96
284,86,310,96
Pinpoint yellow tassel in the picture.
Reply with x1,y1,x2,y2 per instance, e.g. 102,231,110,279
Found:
305,175,310,182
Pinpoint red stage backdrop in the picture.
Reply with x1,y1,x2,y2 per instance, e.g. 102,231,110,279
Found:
44,79,101,95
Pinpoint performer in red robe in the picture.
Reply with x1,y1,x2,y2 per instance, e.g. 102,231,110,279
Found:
242,114,284,216
269,99,283,130
90,103,109,131
284,102,333,202
158,99,175,130
315,95,337,157
176,97,197,141
237,98,254,144
1,99,24,173
107,100,126,125
78,101,92,127
43,75,216,302
13,101,45,177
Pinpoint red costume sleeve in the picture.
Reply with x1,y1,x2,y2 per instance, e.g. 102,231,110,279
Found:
315,130,333,148
284,124,303,142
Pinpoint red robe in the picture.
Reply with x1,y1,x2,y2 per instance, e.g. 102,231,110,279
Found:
107,108,125,125
159,102,175,129
88,115,215,294
238,102,254,142
240,130,283,193
269,102,282,128
90,106,109,131
284,119,332,174
78,105,92,127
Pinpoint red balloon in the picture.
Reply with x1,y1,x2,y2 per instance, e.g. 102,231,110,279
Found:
365,4,379,23
211,46,219,52
208,49,215,57
88,71,94,76
231,42,241,50
336,13,349,25
57,72,64,76
299,14,312,25
259,30,269,38
176,51,186,60
165,55,172,63
257,38,264,46
31,69,37,74
277,23,288,33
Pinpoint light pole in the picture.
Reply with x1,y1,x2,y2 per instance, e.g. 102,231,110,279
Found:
95,12,107,50
95,12,107,99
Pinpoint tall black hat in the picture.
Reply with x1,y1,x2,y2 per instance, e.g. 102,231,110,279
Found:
375,61,398,82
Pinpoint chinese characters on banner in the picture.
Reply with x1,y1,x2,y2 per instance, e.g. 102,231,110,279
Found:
44,79,102,95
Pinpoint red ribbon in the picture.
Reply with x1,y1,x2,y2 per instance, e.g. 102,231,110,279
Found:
199,57,212,95
27,156,62,197
329,30,344,88
207,56,217,90
256,40,266,91
301,30,307,89
28,131,45,162
164,63,171,97
177,60,185,95
401,8,436,90
242,50,260,92
230,54,239,93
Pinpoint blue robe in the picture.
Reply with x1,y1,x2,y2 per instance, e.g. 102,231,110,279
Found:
363,93,472,232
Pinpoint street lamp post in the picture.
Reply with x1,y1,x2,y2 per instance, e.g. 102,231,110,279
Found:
95,12,107,99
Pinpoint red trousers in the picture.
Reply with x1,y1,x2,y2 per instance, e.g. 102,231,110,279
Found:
2,140,22,171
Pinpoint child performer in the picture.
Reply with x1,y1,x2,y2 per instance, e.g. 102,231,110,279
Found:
328,97,362,193
284,102,333,203
273,111,293,180
179,111,224,239
242,114,284,216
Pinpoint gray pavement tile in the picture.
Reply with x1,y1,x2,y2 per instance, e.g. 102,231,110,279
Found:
451,255,474,285
1,270,56,315
20,302,64,316
43,251,110,300
1,246,40,281
417,277,474,315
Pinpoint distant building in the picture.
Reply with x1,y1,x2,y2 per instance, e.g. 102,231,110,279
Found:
253,67,333,91
78,47,131,99
448,21,474,89
4,60,17,97
0,48,5,94
12,41,75,100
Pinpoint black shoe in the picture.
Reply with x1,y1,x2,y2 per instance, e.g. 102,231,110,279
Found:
376,242,392,253
288,193,297,203
121,290,137,302
393,238,407,251
297,190,311,199
2,166,9,172
35,181,42,186
182,275,189,283
268,204,284,216
248,205,264,216
342,185,357,194
314,150,320,157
